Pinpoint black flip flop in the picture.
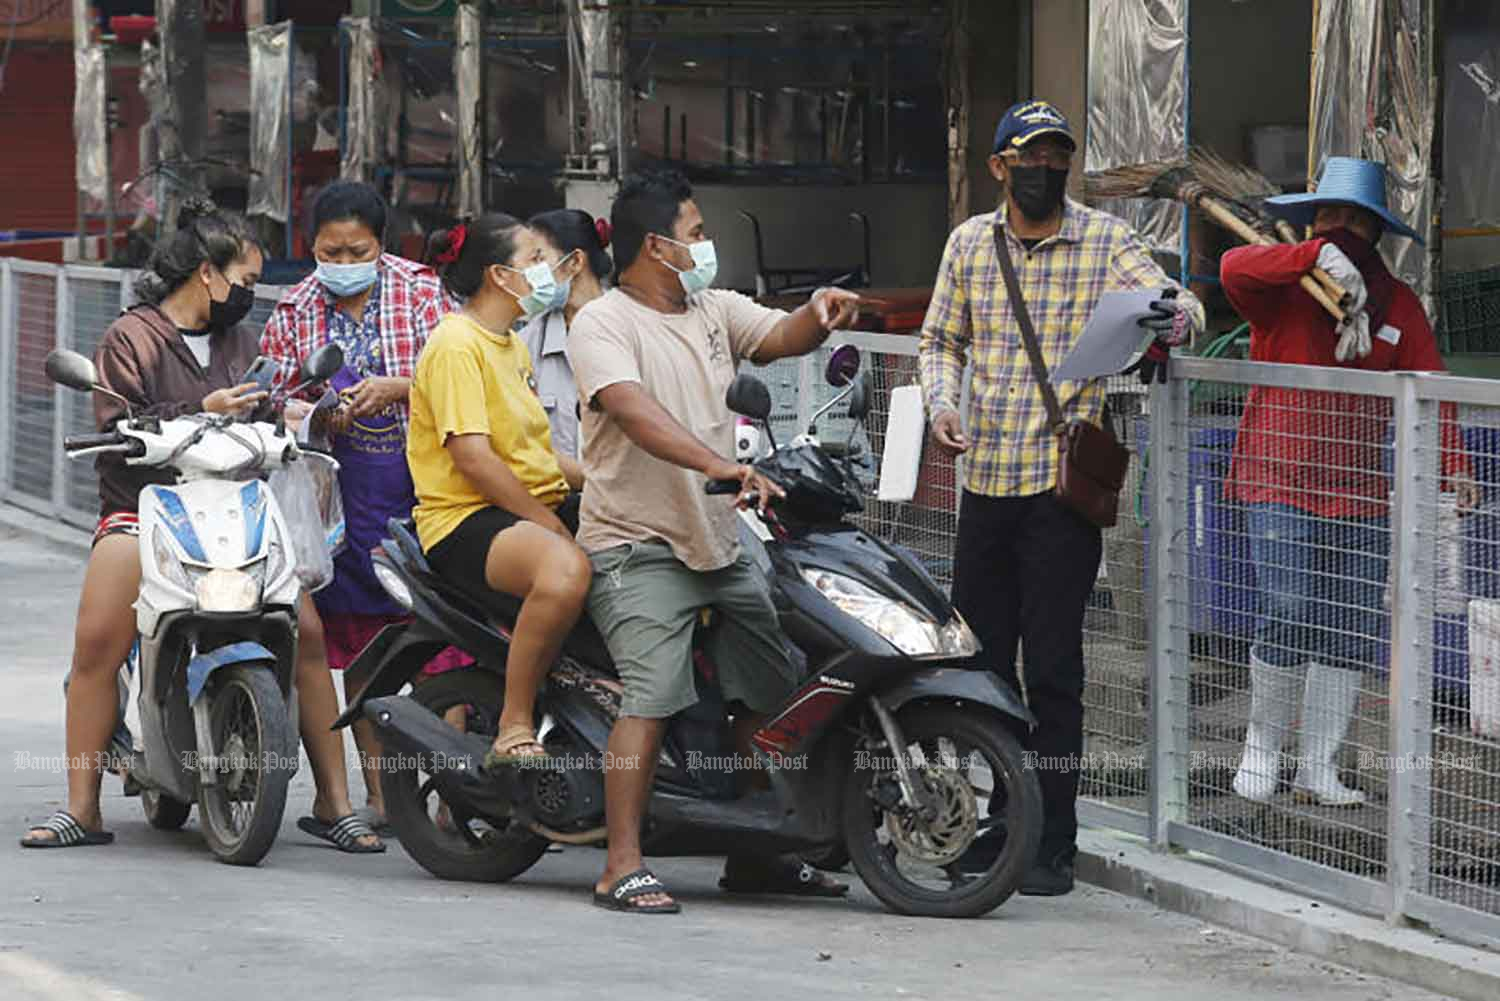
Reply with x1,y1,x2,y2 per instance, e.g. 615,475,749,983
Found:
354,806,394,839
720,855,850,897
20,810,115,848
593,867,681,914
297,814,386,854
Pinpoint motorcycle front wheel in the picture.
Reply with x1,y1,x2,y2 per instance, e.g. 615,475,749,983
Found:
843,704,1042,918
196,665,295,866
381,669,550,882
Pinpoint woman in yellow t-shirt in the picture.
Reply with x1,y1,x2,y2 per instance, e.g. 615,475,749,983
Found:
408,212,588,768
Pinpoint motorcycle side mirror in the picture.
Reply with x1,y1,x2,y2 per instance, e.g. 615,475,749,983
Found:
45,349,98,393
300,343,345,385
848,371,872,424
725,374,772,422
825,344,861,388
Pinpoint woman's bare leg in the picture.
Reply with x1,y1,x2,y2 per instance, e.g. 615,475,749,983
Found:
295,597,379,847
482,524,592,752
25,535,139,840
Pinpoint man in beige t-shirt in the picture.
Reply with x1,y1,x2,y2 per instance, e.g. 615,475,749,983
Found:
566,169,859,914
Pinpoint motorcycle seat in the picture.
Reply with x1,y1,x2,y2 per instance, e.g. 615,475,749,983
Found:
384,518,616,673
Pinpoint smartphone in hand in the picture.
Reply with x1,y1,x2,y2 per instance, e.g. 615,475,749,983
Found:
240,355,278,394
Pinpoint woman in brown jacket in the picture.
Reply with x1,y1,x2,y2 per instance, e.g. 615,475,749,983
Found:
21,203,382,852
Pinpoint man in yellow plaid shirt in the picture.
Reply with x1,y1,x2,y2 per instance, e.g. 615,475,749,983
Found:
919,99,1203,895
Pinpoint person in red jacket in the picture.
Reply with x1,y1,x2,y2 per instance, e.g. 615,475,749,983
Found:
1221,157,1476,807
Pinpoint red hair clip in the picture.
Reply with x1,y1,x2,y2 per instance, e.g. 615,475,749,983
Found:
594,217,612,248
435,223,467,266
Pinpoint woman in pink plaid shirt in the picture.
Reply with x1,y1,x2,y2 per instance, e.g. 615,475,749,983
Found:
262,182,470,840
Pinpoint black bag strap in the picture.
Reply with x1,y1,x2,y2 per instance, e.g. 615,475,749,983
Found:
992,223,1065,434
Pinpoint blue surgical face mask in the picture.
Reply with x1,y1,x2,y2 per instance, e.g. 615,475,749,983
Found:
499,261,559,321
546,251,579,314
315,259,379,298
658,236,718,296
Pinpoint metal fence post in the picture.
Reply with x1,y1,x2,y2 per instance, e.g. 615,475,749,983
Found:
1147,371,1190,848
51,268,71,516
0,258,14,501
1386,373,1436,924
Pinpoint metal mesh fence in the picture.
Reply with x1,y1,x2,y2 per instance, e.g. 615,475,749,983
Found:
1079,382,1151,811
1423,401,1500,916
11,267,58,512
62,273,126,521
1175,377,1397,886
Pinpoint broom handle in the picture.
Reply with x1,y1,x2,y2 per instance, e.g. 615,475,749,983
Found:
1195,196,1347,323
1272,219,1351,306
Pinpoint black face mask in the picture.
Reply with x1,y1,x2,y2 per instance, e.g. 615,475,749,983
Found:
1008,165,1069,221
209,281,255,331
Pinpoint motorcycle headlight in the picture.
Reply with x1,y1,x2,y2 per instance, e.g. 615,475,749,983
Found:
264,539,288,586
802,567,942,657
939,611,981,658
372,556,413,611
152,528,199,594
243,539,287,593
195,568,259,613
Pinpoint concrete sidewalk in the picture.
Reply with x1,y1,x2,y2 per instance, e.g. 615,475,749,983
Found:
1076,829,1500,1001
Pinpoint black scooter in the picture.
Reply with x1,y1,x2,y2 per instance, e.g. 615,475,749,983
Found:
336,347,1041,917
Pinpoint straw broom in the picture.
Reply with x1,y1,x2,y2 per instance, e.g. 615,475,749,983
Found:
1188,149,1334,251
1086,158,1348,323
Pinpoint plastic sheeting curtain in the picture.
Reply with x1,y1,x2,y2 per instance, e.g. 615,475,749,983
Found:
248,22,291,223
1086,0,1186,254
1444,1,1500,236
1311,0,1434,295
73,40,109,208
341,17,380,183
576,0,618,155
455,3,484,221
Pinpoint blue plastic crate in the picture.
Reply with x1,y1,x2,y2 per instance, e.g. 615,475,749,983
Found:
1137,420,1259,639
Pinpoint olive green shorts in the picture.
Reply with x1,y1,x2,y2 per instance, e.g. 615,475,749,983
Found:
586,541,798,719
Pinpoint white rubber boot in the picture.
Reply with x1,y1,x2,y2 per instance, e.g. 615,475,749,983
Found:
1232,653,1300,802
1293,663,1367,807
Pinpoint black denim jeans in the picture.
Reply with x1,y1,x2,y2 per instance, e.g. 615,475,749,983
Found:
950,490,1103,861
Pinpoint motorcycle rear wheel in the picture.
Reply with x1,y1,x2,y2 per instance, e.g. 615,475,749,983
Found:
196,665,295,866
843,704,1041,918
382,669,550,882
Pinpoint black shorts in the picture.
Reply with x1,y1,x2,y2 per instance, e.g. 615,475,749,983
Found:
425,494,580,599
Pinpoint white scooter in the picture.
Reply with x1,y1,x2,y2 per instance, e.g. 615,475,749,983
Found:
46,345,342,865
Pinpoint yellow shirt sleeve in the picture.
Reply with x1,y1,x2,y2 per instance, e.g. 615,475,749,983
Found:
423,334,491,441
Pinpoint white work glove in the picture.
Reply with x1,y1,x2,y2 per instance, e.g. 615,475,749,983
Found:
1335,311,1372,362
1316,242,1369,317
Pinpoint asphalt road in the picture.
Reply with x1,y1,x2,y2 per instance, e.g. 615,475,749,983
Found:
0,524,1446,1001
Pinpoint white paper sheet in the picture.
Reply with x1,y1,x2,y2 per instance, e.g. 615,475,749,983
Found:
1051,289,1163,383
878,385,926,503
297,389,342,448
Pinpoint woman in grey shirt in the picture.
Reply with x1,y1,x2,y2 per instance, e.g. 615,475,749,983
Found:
519,209,612,458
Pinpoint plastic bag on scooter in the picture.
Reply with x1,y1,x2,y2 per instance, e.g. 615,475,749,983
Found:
267,451,344,592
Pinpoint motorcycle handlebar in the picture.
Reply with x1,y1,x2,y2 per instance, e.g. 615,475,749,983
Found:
64,431,122,450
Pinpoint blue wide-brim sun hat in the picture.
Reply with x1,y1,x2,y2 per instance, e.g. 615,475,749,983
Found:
1264,156,1424,244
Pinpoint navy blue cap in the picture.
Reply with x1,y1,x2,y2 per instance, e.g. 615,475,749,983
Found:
992,100,1077,155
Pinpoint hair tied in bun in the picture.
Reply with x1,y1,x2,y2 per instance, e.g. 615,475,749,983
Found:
594,217,611,248
435,223,468,266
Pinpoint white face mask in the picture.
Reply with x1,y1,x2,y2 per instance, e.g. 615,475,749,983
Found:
496,261,559,320
657,236,718,296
